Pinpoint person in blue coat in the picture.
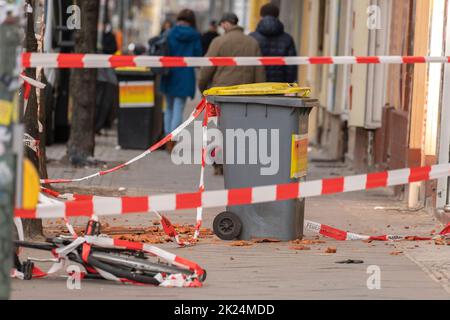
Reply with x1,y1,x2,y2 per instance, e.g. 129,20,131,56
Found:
160,9,202,152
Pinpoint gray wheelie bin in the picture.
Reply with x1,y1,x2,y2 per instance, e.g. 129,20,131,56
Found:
206,95,318,241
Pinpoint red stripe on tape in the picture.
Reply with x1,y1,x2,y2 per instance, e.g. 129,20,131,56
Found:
113,239,143,251
309,57,333,64
122,197,148,214
100,164,126,175
150,134,172,152
32,266,48,278
366,172,388,189
409,166,431,183
41,188,61,198
176,192,202,210
42,179,71,184
14,209,36,219
209,57,237,66
160,216,177,237
369,235,388,241
322,177,345,195
402,56,426,64
356,56,380,64
160,57,187,67
22,53,31,68
320,224,347,241
276,183,299,201
65,201,93,217
81,243,91,263
109,55,136,68
260,57,286,65
58,54,85,68
228,188,253,206
73,194,94,201
23,82,32,99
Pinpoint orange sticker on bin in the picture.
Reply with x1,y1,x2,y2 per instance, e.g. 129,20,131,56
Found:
291,134,308,179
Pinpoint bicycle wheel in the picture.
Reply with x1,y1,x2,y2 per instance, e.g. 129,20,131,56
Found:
86,255,161,285
90,251,194,278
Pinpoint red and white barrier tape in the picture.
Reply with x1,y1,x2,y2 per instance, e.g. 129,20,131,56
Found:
16,163,450,219
24,133,39,153
40,98,206,184
303,220,449,242
39,192,78,236
40,188,196,247
21,53,450,69
19,73,46,115
34,188,450,244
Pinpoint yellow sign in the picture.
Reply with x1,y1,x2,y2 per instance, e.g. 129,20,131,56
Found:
0,100,13,126
22,159,40,210
119,81,155,108
291,134,308,179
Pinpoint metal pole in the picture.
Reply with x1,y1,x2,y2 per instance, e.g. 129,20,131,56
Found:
0,116,17,300
0,77,19,301
0,2,23,299
437,1,450,210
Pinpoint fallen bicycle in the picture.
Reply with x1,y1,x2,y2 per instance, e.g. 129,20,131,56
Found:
12,219,206,287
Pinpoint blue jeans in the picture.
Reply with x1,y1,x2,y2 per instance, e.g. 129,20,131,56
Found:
164,96,187,135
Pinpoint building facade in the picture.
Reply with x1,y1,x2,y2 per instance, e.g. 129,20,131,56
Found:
271,0,449,218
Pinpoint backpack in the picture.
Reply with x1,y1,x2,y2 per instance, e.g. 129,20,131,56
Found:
148,32,170,75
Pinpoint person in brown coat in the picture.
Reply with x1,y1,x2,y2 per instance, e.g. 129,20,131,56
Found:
198,12,266,93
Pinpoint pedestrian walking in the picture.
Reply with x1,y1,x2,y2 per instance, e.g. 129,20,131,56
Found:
160,9,202,153
199,12,265,176
198,12,265,93
250,3,298,83
95,25,118,134
201,20,219,55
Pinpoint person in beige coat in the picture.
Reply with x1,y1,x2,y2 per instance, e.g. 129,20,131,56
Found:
198,13,266,93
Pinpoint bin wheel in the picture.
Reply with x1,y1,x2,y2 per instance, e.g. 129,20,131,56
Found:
213,212,242,241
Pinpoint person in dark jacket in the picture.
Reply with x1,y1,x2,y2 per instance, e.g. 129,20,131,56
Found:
250,3,298,83
160,9,202,152
95,24,119,134
201,20,219,55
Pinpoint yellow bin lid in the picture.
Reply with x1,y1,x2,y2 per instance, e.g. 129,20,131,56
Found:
203,83,311,98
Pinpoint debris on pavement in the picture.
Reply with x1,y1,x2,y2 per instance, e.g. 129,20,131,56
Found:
390,251,403,256
434,238,447,246
335,259,364,264
289,245,311,251
291,239,326,245
325,247,337,254
44,224,215,243
252,238,281,243
230,241,254,247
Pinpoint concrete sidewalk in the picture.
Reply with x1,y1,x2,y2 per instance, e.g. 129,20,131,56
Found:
11,101,450,300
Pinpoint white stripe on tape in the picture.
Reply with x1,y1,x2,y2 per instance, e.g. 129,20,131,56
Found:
150,194,176,211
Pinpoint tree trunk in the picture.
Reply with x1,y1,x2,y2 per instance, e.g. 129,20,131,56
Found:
22,0,43,238
67,0,100,165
